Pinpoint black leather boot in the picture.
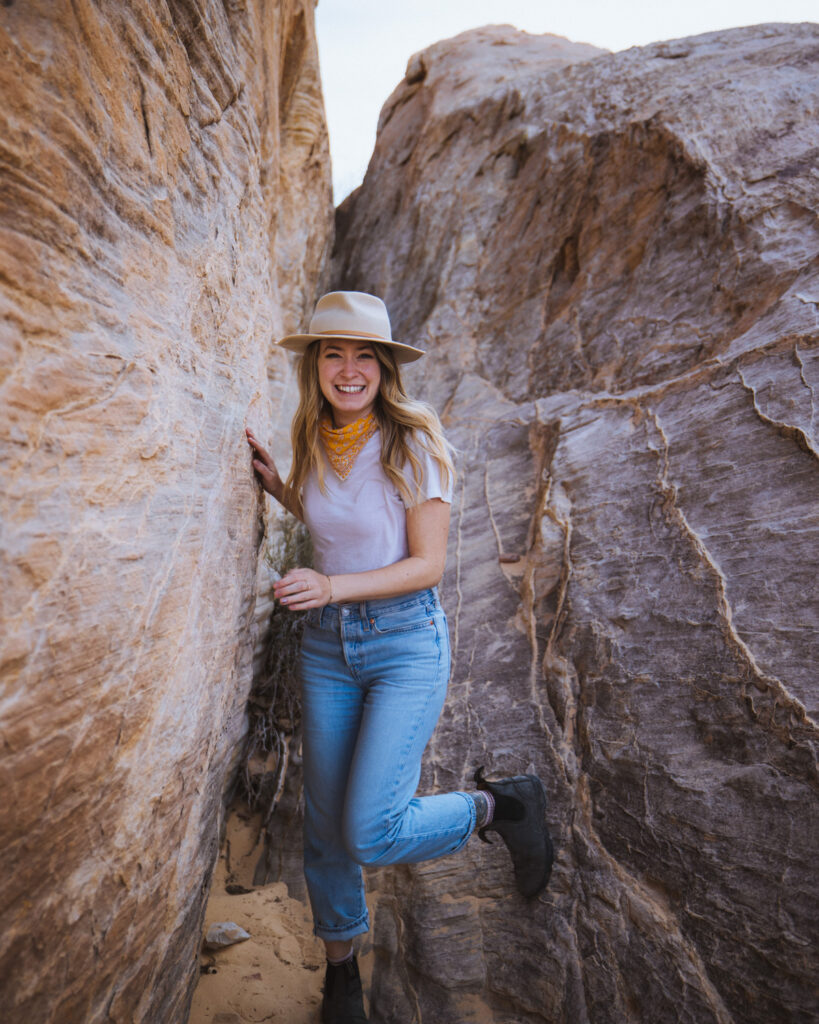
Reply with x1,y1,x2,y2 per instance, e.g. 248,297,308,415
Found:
321,955,368,1024
474,765,554,898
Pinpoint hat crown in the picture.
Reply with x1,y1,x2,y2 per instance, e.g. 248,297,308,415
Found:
277,291,424,363
308,291,393,342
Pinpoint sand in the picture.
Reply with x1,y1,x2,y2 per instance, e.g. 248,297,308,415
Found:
189,806,327,1024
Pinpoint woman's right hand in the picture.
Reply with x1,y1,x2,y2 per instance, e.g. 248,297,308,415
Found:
246,428,283,499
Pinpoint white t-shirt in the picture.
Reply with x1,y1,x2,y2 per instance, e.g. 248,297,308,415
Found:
302,430,453,577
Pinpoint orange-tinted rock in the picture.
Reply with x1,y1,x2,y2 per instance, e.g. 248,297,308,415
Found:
332,24,819,1024
0,2,331,1021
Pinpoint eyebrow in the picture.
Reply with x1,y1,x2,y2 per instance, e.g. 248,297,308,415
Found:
321,342,374,354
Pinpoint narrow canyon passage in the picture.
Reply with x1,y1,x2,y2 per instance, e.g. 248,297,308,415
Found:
1,5,817,1024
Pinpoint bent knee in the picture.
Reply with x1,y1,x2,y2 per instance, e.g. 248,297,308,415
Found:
343,819,394,867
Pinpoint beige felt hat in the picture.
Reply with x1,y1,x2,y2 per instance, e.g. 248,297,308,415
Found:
277,291,425,364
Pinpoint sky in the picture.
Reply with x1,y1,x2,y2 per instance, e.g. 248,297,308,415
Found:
315,0,817,202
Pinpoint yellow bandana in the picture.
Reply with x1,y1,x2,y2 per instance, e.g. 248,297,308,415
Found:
319,412,378,480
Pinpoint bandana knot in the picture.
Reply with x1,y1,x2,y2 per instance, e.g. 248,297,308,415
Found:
319,412,378,480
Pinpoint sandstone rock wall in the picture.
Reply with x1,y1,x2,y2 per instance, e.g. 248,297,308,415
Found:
0,3,331,1022
332,25,819,1024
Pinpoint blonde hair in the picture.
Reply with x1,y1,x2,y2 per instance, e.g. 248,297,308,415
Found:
283,341,455,512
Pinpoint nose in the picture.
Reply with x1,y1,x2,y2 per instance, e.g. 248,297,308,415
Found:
339,354,361,377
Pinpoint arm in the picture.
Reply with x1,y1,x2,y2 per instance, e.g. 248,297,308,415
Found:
274,498,451,609
245,427,303,520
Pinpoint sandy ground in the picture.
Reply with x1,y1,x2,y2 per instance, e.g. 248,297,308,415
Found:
189,805,358,1024
189,805,493,1024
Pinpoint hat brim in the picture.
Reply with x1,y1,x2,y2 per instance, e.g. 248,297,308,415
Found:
277,333,425,364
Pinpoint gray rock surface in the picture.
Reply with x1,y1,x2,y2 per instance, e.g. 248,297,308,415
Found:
332,23,819,1024
0,2,331,1021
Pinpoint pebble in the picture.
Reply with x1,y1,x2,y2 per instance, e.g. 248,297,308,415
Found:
204,921,251,949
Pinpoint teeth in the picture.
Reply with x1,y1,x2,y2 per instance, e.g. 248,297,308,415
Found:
336,385,365,393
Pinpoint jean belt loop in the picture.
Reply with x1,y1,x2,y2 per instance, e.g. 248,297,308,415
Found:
359,600,368,628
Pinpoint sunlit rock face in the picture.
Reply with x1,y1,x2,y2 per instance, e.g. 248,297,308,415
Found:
0,2,331,1021
333,24,819,1024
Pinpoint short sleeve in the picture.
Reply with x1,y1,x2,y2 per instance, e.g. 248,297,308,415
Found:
403,434,454,507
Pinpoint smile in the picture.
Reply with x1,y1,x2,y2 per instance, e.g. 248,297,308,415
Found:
336,385,366,393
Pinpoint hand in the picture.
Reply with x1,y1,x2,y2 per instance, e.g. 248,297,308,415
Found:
246,428,283,498
273,568,333,611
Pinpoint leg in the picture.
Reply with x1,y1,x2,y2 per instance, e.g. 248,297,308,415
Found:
324,939,353,961
300,618,370,943
342,607,476,867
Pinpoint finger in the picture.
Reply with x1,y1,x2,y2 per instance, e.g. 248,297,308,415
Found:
251,448,276,472
277,578,312,604
246,434,270,458
250,444,271,466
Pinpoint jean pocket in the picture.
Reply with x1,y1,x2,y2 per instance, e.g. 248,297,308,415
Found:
370,605,436,635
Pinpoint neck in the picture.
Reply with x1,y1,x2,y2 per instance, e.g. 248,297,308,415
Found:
328,408,374,430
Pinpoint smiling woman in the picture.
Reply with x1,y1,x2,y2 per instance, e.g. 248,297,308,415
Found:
317,339,381,427
245,291,554,1023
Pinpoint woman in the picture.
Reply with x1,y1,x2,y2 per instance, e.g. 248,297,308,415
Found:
246,291,553,1024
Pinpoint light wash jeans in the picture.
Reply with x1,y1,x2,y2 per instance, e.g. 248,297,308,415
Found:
299,587,476,941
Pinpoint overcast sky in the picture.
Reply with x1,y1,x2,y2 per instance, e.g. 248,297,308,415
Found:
315,0,816,202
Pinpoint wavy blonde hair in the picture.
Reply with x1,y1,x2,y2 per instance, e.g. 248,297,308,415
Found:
284,340,455,512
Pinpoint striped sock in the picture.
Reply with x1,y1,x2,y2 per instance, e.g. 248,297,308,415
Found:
472,790,495,829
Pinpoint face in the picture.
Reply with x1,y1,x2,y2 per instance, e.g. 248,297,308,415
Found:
317,338,381,427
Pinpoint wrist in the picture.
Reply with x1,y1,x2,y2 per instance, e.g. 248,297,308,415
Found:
326,574,334,603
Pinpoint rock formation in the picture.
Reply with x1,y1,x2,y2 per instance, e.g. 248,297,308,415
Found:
0,2,331,1022
332,24,819,1024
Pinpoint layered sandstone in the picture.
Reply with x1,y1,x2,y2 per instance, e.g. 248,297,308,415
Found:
332,24,819,1024
0,3,331,1022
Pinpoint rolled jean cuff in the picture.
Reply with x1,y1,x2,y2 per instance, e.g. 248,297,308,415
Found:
314,907,370,943
451,790,477,849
